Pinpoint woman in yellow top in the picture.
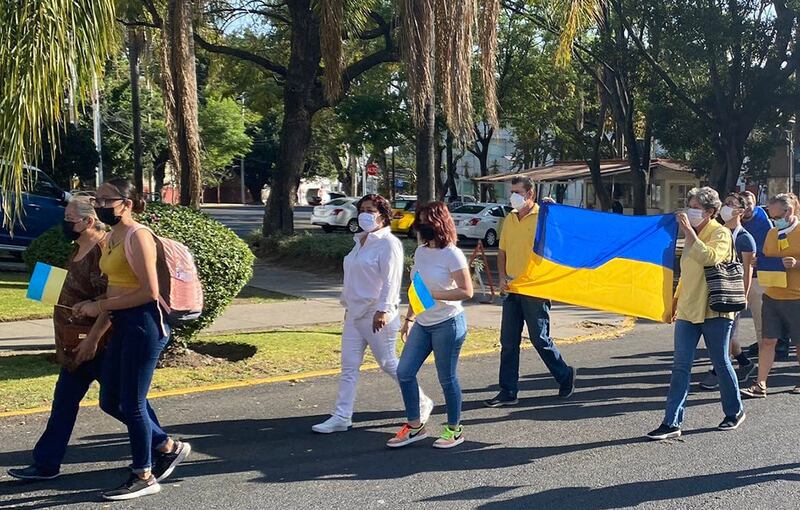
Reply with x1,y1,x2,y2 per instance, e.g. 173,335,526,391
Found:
647,187,745,440
73,179,190,501
741,193,800,398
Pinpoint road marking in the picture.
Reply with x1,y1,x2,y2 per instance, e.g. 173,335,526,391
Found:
0,317,636,419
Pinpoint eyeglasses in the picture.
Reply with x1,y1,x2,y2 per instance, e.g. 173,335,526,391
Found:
90,196,126,207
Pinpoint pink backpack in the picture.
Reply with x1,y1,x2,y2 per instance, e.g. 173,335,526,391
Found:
125,225,204,325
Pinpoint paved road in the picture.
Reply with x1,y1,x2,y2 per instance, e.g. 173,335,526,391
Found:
2,320,799,509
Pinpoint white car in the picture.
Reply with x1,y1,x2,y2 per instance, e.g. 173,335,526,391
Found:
311,197,360,233
452,203,512,247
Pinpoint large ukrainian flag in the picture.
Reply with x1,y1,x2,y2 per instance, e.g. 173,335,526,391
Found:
509,203,678,323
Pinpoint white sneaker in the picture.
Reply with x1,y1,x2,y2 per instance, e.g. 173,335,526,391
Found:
419,396,434,425
312,415,352,434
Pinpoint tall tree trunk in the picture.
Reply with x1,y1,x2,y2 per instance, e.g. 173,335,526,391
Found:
263,0,320,235
470,123,494,202
129,27,144,193
589,98,612,211
444,130,459,198
161,0,202,208
712,129,746,193
416,94,436,203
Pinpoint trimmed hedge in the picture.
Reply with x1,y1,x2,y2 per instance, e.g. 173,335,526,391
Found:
252,232,417,274
24,203,254,343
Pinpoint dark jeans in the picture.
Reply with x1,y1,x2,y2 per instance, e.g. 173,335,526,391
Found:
499,293,571,396
32,350,167,474
100,302,170,473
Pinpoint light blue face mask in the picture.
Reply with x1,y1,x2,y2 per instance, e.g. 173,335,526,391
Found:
774,218,790,230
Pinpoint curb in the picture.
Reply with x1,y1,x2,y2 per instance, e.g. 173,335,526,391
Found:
0,317,636,419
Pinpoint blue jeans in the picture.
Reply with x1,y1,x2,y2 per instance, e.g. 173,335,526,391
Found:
100,302,170,472
499,293,571,396
664,318,743,428
397,313,467,426
32,350,168,474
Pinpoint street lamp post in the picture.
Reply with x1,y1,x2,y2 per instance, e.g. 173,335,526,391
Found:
789,116,796,195
239,96,246,204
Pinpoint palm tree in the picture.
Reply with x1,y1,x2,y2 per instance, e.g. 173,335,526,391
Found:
0,1,116,227
321,0,501,203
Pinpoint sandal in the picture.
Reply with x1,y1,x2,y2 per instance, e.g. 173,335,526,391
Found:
791,385,800,395
740,383,767,398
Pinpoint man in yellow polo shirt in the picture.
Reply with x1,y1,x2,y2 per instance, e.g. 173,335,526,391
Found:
484,176,576,407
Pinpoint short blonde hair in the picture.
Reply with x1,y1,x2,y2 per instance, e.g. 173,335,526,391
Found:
67,195,105,230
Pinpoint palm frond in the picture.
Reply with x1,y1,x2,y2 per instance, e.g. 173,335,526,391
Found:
402,0,436,126
555,0,602,66
0,0,117,228
479,0,500,128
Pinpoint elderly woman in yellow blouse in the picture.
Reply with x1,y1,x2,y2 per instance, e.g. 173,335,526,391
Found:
647,187,745,440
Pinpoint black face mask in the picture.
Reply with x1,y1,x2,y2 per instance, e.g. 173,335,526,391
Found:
61,220,82,241
417,223,436,242
94,206,122,226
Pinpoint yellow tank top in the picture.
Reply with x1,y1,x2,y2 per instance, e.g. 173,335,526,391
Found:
99,241,139,288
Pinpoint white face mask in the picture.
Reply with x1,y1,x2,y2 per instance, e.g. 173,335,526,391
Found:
686,208,706,227
357,212,379,232
509,192,527,210
719,205,736,223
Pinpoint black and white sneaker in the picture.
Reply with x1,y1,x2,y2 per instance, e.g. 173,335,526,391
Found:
102,472,162,501
646,424,682,441
718,411,746,431
7,465,60,481
483,392,519,408
152,441,192,482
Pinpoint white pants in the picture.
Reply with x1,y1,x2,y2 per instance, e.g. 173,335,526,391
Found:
733,278,764,345
333,312,425,419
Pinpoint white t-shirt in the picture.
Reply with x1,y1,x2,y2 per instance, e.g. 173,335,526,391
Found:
411,244,469,326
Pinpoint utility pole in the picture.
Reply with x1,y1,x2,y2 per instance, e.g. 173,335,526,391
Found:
240,97,246,204
391,146,396,201
788,116,796,194
92,74,103,188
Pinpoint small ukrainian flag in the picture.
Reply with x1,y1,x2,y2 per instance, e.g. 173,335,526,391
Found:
408,272,435,316
27,262,68,306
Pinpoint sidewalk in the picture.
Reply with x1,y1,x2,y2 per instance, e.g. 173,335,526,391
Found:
0,261,628,351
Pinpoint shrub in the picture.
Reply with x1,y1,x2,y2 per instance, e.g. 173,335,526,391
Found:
140,203,254,342
23,227,73,271
24,203,254,344
252,232,417,274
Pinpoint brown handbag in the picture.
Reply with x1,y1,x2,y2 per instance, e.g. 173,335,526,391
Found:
60,324,110,354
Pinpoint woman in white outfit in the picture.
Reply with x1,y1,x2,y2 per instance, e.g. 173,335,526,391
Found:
313,194,433,433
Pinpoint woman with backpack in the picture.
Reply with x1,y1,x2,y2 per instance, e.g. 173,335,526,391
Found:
73,178,190,501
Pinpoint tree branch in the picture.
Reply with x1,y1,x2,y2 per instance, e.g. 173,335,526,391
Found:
141,0,163,28
609,0,712,122
204,7,290,25
116,18,160,29
193,33,288,76
341,48,399,94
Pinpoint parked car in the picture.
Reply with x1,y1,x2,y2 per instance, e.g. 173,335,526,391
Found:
0,165,69,254
311,197,360,233
445,194,477,210
391,198,417,238
451,203,512,247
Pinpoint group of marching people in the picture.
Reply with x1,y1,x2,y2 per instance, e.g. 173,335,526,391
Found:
8,175,800,500
310,178,799,446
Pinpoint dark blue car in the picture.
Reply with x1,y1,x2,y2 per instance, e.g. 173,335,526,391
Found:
0,166,69,253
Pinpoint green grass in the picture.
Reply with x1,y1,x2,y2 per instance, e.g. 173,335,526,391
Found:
0,272,53,322
0,326,501,413
233,286,301,304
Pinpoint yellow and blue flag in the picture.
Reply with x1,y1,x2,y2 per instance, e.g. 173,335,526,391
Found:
408,272,436,316
27,262,68,306
509,203,678,323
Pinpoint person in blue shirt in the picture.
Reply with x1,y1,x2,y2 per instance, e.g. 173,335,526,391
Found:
700,193,757,390
741,191,791,359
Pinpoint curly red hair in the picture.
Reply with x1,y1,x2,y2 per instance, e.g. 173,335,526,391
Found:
415,201,457,247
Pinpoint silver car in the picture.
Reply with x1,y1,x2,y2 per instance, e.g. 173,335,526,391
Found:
311,197,360,233
452,203,512,247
